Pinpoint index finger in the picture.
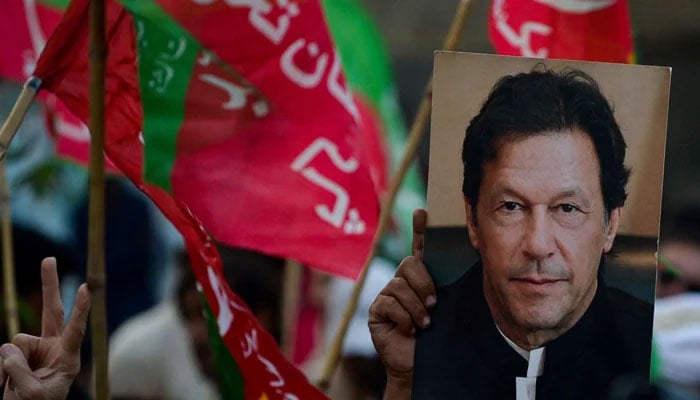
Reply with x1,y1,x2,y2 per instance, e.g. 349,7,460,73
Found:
412,209,427,259
41,257,64,338
62,284,90,354
395,256,436,308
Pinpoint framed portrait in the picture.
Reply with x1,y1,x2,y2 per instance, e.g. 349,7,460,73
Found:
412,52,671,399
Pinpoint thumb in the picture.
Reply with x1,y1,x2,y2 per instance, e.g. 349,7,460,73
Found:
0,343,42,399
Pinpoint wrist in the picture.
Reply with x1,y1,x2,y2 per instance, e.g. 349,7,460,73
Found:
384,372,412,400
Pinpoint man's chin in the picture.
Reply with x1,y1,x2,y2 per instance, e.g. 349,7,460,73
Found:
511,307,569,333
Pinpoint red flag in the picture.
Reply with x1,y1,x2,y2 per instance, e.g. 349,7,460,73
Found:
0,0,62,81
40,94,121,172
135,0,380,279
0,0,116,171
489,0,634,63
34,0,375,397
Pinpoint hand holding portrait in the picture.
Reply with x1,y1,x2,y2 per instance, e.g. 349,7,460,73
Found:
368,209,435,394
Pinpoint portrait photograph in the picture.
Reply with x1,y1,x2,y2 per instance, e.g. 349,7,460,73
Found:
412,52,671,399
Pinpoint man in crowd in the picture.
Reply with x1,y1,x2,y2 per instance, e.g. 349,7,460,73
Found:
108,245,284,400
369,69,653,399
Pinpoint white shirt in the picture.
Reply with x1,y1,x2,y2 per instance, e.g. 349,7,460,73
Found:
497,325,546,400
109,301,219,400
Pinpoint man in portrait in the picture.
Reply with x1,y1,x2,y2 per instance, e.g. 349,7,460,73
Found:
369,53,670,399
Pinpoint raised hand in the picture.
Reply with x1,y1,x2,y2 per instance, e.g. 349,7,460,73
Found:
0,257,90,400
368,209,436,398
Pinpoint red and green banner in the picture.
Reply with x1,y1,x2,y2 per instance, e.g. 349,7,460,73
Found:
489,0,634,63
322,0,425,260
119,0,379,280
288,0,426,366
32,0,387,397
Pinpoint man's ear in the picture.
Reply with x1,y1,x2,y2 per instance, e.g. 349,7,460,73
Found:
603,207,622,253
464,198,479,250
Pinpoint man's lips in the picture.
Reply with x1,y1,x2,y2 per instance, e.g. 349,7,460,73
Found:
511,276,567,285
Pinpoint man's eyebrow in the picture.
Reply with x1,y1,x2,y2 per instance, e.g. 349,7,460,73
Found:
484,187,525,205
485,187,592,208
552,188,591,208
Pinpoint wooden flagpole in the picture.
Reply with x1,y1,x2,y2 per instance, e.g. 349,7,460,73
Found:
317,0,473,390
281,260,303,358
0,78,41,162
0,160,18,340
0,77,41,342
87,0,109,398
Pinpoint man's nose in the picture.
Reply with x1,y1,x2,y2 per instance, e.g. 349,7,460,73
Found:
523,208,556,260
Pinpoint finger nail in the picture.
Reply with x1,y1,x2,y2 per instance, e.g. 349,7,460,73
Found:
422,316,431,328
76,290,88,310
425,295,436,307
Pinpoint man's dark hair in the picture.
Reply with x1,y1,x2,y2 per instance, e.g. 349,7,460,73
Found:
461,67,631,218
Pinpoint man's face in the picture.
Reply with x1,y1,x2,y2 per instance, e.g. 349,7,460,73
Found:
465,129,621,347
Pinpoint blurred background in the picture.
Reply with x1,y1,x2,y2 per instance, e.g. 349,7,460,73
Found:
1,1,699,399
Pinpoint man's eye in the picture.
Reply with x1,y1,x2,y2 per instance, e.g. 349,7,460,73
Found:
556,204,580,213
502,201,521,211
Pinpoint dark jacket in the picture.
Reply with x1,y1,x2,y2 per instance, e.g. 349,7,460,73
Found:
412,262,653,399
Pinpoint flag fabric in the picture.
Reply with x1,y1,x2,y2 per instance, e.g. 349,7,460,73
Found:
42,94,122,173
322,0,425,261
0,0,119,171
0,0,63,81
489,0,634,63
121,0,379,280
32,0,375,397
289,0,427,366
6,0,381,279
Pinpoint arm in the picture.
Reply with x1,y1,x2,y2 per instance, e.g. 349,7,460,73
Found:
368,209,436,400
0,257,91,400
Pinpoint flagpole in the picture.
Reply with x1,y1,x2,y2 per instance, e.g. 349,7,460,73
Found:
317,0,473,390
0,160,18,340
87,0,109,399
281,260,303,358
0,78,41,161
0,76,41,344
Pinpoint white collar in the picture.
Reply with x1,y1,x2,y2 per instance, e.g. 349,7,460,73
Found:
495,324,546,377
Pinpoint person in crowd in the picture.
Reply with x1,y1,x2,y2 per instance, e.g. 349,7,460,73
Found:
109,245,284,400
